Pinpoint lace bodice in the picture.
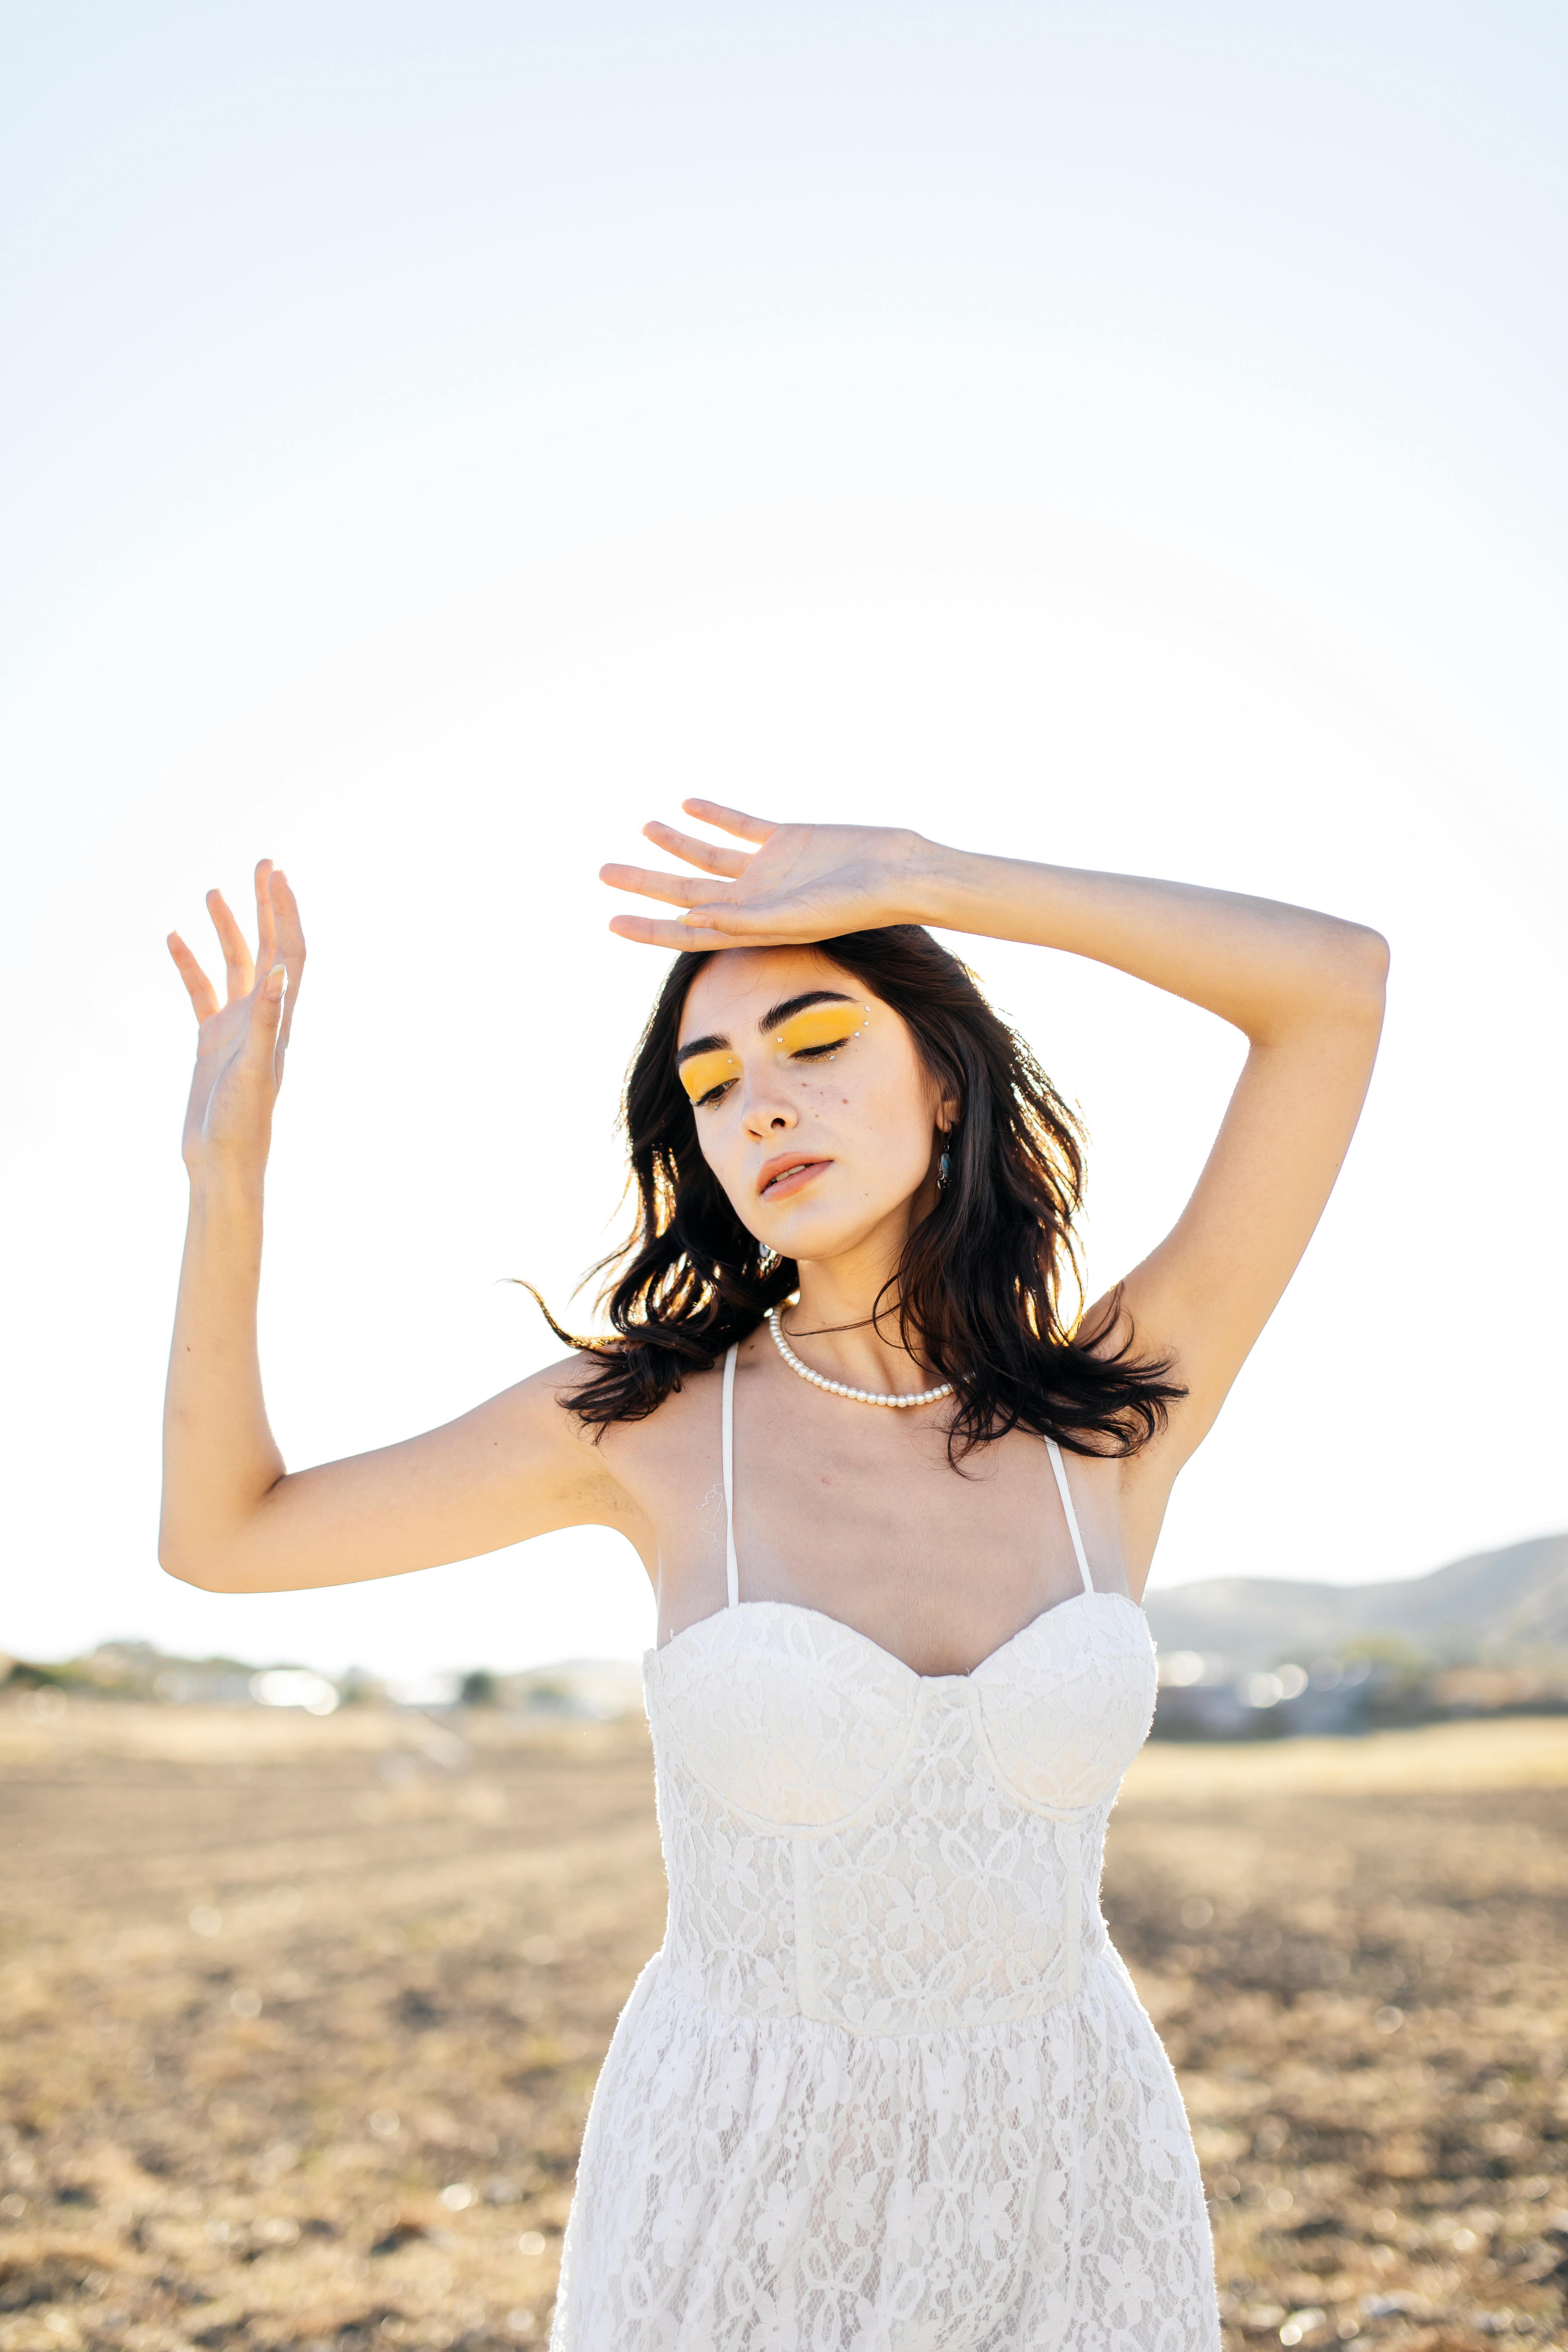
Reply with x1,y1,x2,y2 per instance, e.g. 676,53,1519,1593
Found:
647,1589,1156,2038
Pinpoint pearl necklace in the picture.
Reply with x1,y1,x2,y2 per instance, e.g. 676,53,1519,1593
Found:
765,1307,954,1409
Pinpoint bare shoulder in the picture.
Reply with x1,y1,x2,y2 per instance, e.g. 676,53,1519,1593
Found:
513,1348,725,1561
586,1351,728,1494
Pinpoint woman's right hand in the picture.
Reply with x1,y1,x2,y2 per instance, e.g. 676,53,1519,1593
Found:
167,861,306,1176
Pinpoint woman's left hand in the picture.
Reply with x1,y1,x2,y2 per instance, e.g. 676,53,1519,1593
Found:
600,802,933,949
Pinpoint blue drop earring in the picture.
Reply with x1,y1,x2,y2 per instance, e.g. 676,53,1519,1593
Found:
937,1134,952,1193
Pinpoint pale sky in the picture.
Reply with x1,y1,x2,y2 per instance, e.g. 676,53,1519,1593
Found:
4,4,1565,1682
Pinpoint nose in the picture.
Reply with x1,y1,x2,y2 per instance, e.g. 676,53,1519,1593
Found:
741,1068,797,1142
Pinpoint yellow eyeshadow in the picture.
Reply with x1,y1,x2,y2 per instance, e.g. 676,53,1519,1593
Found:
678,1046,742,1103
679,1004,868,1104
774,1002,869,1058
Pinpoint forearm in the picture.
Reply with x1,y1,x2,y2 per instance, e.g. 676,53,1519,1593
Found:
910,841,1388,1043
160,1165,286,1583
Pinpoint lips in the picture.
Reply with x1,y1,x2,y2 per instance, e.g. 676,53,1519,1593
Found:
757,1153,832,1200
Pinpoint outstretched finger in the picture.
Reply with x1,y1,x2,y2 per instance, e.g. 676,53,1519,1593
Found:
167,932,221,1023
608,911,785,951
599,861,738,910
253,859,277,978
243,952,288,1071
680,798,776,844
268,868,307,1050
206,888,255,1001
641,819,751,878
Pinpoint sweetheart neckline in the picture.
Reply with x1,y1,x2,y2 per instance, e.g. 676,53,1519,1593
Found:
645,1589,1149,1687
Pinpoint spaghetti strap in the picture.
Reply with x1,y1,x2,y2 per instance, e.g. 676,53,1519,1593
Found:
1044,1437,1095,1596
721,1344,740,1608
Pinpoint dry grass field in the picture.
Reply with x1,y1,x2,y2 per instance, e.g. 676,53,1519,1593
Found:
2,1699,1565,2352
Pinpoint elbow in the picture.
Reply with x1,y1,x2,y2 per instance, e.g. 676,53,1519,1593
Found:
158,1534,239,1593
1261,921,1388,1050
158,1542,207,1590
1332,920,1390,1021
1356,923,1392,988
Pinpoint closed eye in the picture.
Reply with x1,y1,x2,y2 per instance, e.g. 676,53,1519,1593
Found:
773,1003,869,1061
679,1045,742,1107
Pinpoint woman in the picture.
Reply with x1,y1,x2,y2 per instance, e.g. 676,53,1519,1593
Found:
162,804,1388,2351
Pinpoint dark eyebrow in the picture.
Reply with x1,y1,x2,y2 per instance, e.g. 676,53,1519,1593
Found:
676,990,856,1067
757,989,854,1034
675,1031,730,1068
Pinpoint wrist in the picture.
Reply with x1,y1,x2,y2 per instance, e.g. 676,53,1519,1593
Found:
902,835,991,931
186,1156,267,1215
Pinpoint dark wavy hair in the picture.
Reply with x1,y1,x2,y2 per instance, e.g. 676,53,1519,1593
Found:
537,926,1182,1458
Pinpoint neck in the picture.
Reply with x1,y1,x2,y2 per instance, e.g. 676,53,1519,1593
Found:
785,1221,937,1396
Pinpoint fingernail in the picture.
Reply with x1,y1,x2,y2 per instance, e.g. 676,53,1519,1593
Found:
265,962,286,996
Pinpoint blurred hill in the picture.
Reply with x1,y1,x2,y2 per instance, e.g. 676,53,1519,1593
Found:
1146,1531,1568,1670
0,1638,647,1724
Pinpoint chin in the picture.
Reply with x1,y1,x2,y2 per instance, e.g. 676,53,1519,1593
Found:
760,1205,905,1263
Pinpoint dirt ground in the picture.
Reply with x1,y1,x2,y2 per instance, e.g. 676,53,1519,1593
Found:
1,1700,1564,2352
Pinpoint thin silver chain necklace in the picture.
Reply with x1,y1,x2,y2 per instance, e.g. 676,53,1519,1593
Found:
765,1307,954,1410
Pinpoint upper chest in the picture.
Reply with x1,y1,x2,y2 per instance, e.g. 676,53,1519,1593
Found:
600,1339,1134,1663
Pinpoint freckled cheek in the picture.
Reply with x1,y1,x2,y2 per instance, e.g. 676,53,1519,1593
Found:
807,1091,924,1190
792,1076,866,1132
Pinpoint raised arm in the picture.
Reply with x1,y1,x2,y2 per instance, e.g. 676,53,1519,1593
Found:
925,848,1388,1477
160,864,643,1595
602,803,1388,1497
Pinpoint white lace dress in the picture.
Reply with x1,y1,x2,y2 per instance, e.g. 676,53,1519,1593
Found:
550,1351,1219,2351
